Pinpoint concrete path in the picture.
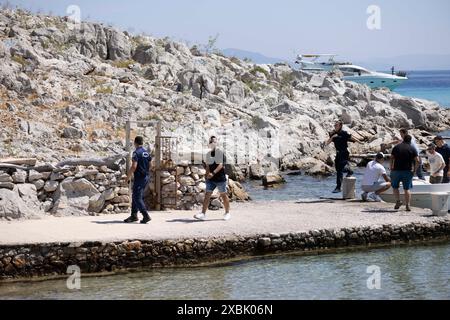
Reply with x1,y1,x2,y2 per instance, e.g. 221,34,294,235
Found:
0,200,446,245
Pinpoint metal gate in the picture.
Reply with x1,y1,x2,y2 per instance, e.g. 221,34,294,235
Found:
125,120,179,210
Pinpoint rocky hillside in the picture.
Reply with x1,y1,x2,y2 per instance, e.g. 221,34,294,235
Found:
1,9,449,174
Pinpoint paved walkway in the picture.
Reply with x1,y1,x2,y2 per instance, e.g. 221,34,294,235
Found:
0,200,445,245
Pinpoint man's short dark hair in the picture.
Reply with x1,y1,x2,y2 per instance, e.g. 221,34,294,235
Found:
209,136,217,143
403,134,412,144
434,135,444,142
400,128,408,135
134,136,144,145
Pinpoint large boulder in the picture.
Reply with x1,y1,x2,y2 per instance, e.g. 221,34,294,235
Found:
17,184,41,209
262,172,285,186
227,179,250,201
51,177,99,216
106,28,131,60
203,109,221,127
249,163,265,180
0,187,42,219
390,97,427,128
0,188,32,219
88,193,105,213
133,43,159,64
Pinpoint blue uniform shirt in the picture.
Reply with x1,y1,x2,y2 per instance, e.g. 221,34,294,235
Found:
132,146,151,180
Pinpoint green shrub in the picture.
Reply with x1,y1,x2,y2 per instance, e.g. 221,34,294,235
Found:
250,66,270,78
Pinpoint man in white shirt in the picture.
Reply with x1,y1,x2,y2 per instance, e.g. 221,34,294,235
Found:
426,143,445,184
361,153,392,202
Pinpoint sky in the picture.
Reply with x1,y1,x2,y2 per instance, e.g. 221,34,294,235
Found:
3,0,450,63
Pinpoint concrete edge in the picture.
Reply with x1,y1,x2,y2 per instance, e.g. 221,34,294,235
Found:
1,219,449,281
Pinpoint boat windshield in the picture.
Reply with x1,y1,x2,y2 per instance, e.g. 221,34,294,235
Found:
339,66,371,76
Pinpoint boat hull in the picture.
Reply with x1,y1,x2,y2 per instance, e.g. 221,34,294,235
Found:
343,76,407,90
379,180,450,212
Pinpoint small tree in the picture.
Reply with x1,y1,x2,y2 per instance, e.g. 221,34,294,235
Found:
204,33,219,55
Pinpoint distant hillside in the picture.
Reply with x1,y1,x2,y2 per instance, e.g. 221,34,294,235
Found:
222,48,450,71
221,48,285,64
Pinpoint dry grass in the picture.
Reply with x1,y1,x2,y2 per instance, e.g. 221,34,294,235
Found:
11,54,28,67
111,59,134,69
96,86,113,94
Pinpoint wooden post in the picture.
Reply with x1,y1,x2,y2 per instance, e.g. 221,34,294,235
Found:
125,121,132,203
125,121,131,175
155,122,162,211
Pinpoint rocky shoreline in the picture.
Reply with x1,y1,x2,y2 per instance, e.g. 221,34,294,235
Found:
1,8,449,177
1,219,449,280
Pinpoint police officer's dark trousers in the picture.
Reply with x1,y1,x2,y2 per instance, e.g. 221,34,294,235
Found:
131,177,150,219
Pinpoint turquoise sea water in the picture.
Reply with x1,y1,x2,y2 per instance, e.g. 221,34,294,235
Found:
0,243,448,300
394,70,450,108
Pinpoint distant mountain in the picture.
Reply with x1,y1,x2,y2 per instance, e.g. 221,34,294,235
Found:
221,48,286,65
222,49,450,71
355,54,450,72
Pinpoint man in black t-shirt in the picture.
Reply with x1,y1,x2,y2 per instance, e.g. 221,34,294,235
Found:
390,135,419,211
325,120,357,193
194,136,231,221
434,135,450,183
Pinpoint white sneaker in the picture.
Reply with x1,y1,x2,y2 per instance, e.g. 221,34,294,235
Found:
223,212,231,221
361,192,368,201
194,213,206,220
369,193,384,202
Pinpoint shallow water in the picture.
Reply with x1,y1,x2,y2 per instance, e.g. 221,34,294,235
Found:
0,243,448,300
242,169,365,202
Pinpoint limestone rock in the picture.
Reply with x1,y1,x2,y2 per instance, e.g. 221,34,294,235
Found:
0,173,13,183
228,179,250,201
17,184,41,209
262,172,285,186
51,178,99,216
102,188,116,201
249,163,264,180
44,180,59,192
0,188,37,219
89,193,105,213
28,170,43,182
32,179,45,191
0,182,14,190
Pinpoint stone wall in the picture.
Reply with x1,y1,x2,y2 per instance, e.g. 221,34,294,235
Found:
146,161,249,210
0,161,250,219
1,220,449,280
0,164,130,219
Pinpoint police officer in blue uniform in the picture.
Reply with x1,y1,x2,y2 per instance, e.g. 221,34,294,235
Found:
124,136,152,224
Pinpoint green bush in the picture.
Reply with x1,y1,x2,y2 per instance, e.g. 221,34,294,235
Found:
250,66,270,78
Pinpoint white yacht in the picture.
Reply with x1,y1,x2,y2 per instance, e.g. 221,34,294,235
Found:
295,54,408,90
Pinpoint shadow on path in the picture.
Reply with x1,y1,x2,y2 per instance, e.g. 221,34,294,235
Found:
92,220,128,224
166,218,224,223
361,208,402,213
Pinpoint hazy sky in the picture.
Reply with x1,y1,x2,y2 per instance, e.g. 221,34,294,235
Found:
4,0,450,61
